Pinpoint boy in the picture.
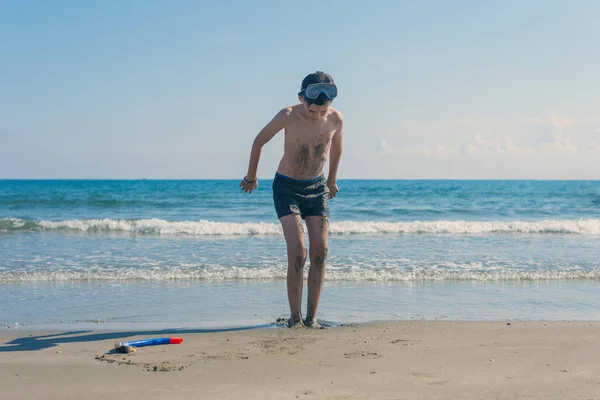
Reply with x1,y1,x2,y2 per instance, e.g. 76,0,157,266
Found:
240,71,344,328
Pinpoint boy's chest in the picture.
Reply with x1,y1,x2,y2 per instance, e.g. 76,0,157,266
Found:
285,123,336,145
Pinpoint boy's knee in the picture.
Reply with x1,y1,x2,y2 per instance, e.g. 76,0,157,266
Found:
291,245,307,279
295,245,307,263
310,245,328,266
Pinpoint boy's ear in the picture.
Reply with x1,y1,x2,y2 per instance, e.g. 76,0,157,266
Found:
298,94,305,103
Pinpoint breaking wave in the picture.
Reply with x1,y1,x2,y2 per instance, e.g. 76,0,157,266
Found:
2,218,600,236
1,264,599,283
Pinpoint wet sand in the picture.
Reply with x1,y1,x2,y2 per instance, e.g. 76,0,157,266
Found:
1,321,599,399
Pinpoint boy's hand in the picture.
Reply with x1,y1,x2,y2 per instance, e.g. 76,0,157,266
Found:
240,177,258,194
327,181,339,199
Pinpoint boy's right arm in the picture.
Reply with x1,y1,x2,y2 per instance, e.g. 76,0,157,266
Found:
240,108,292,193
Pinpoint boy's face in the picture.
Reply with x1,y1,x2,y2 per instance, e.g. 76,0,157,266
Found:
299,96,330,120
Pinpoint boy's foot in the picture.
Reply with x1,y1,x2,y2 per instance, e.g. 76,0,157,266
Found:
304,319,325,329
287,312,305,329
288,319,306,329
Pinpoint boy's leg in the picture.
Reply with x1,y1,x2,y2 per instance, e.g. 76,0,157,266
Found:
304,216,329,327
279,214,307,326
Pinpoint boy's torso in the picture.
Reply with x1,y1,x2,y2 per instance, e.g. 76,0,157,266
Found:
277,104,340,180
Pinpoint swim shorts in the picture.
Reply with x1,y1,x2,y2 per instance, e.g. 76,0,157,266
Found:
272,172,330,219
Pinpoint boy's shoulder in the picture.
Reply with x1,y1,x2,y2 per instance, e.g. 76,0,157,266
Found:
279,104,301,115
272,105,300,122
327,107,343,128
328,107,343,122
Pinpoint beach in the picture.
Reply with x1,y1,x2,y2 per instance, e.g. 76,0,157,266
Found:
2,321,599,399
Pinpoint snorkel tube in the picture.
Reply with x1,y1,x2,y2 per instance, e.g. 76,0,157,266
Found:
114,337,183,353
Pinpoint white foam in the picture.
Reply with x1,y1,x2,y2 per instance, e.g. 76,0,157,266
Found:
1,265,599,283
329,219,600,235
2,218,600,235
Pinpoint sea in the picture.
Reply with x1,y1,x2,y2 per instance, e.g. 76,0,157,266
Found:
1,179,600,330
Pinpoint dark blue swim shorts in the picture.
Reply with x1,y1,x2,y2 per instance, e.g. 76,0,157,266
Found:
272,172,330,220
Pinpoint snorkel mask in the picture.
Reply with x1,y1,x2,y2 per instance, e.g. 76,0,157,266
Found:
301,83,338,100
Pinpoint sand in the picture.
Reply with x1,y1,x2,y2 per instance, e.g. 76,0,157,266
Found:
1,321,599,400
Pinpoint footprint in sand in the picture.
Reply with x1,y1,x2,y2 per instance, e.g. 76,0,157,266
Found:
94,354,194,372
343,351,381,359
390,338,420,346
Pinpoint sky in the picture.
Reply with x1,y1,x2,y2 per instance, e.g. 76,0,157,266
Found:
1,0,599,179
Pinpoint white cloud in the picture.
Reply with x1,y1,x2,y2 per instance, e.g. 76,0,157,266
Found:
461,135,536,157
377,140,394,154
549,112,572,128
540,135,577,155
461,135,496,156
537,113,578,155
404,135,535,158
502,136,537,156
403,144,458,157
399,111,599,163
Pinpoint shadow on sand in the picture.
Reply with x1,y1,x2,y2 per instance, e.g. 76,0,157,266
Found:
0,324,280,353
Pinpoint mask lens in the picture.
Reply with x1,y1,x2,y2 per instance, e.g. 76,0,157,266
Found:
304,84,337,100
305,85,320,99
324,85,337,98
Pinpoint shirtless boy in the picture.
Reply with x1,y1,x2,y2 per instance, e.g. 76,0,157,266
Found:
240,71,344,328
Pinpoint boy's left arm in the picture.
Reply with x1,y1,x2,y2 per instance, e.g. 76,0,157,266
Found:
327,113,344,199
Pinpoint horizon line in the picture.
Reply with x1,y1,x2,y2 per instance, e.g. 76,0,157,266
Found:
1,178,600,182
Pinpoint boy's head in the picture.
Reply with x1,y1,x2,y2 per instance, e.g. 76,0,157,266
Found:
298,71,337,110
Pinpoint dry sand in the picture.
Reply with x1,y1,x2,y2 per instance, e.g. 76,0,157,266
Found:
1,321,599,399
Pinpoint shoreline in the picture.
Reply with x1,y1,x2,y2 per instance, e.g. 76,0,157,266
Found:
2,320,599,399
4,279,600,330
4,314,600,334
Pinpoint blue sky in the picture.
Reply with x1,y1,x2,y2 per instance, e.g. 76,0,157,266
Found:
1,0,599,179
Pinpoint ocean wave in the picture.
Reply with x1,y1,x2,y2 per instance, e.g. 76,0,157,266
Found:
1,264,599,283
2,218,600,235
